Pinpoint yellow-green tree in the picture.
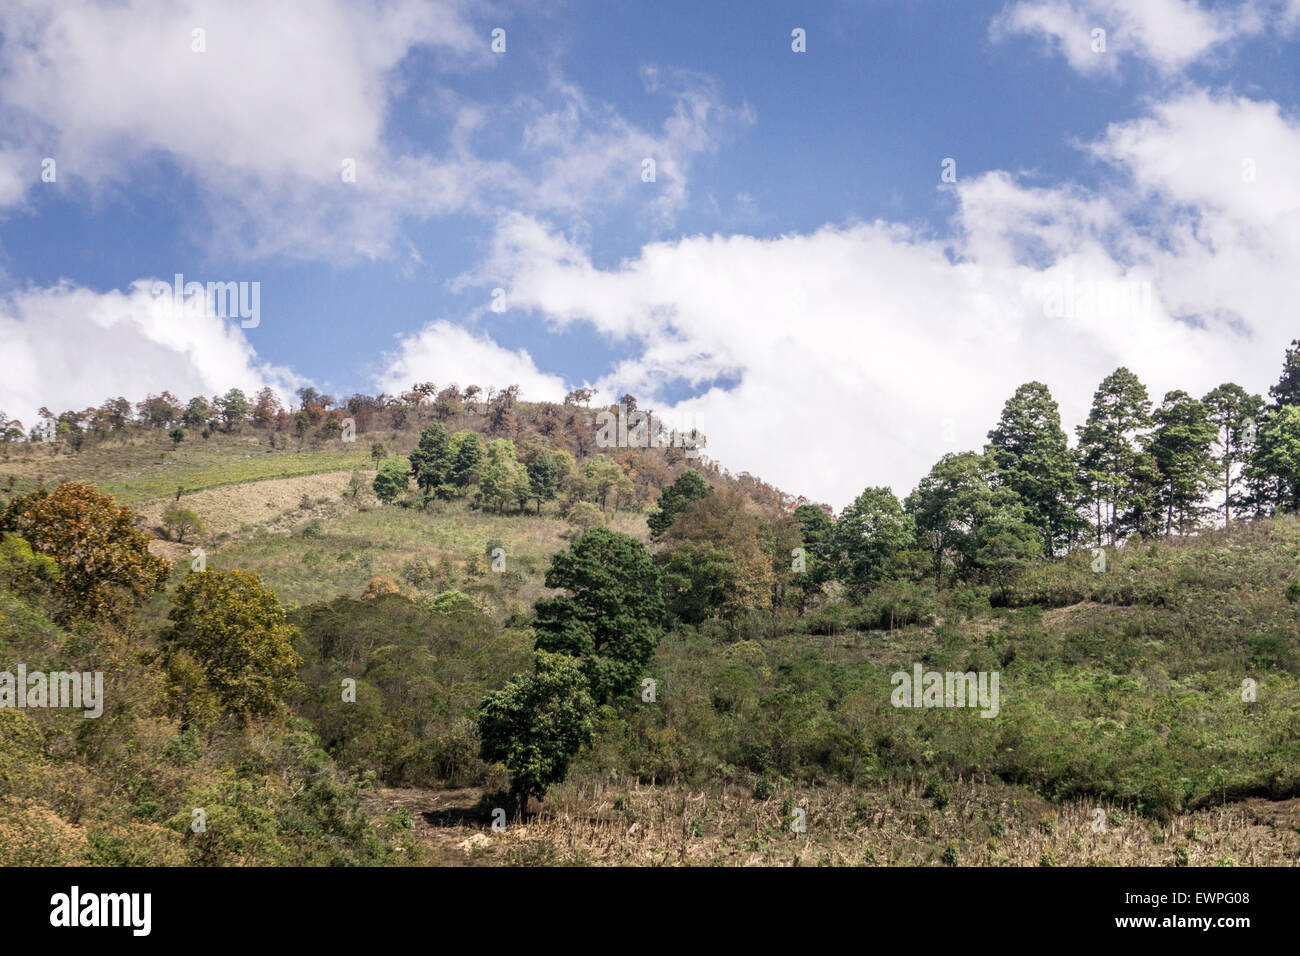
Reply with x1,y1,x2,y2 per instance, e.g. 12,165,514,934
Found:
162,569,302,726
0,482,168,623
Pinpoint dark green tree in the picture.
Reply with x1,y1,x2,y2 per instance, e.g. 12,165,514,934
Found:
1247,405,1300,514
831,486,914,598
532,527,664,702
974,507,1042,603
1202,383,1264,523
1075,367,1153,545
1147,390,1219,535
1269,339,1300,407
372,459,407,504
476,651,596,811
904,452,1009,589
526,452,560,514
408,423,452,501
647,469,712,539
987,381,1081,554
449,430,483,490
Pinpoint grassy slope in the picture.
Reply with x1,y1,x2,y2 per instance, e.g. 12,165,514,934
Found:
6,428,1300,865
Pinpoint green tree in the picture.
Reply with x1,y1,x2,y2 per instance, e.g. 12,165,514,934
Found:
1075,367,1153,545
974,507,1042,602
792,503,835,607
647,469,712,538
831,486,914,598
476,651,596,810
479,438,528,513
1147,390,1219,535
1269,339,1300,407
1247,405,1300,514
1202,383,1264,523
162,569,302,726
161,507,206,544
448,430,484,490
217,388,251,432
660,541,739,625
583,454,631,512
408,423,453,502
526,451,561,514
905,452,1012,589
182,395,214,428
372,459,407,504
533,527,664,702
987,381,1081,554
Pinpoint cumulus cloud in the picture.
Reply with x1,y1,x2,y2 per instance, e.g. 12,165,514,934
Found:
0,0,746,260
428,90,1300,510
0,280,305,429
373,319,569,402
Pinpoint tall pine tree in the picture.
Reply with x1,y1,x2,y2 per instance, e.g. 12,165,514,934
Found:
986,381,1080,555
1075,368,1153,545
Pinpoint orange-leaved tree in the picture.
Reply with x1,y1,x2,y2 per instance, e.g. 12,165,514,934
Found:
0,482,168,623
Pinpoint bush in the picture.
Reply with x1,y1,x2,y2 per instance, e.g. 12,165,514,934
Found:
853,581,936,630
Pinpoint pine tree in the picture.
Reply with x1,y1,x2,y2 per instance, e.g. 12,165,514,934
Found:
1268,339,1300,407
1147,390,1219,535
1075,368,1153,545
448,430,484,490
987,381,1081,555
1202,383,1263,523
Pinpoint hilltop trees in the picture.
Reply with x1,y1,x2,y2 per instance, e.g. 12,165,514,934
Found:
1203,383,1263,523
0,483,168,623
905,452,1040,589
831,487,914,598
647,469,712,538
1147,390,1219,535
987,382,1080,554
1076,368,1153,545
217,388,251,432
1247,405,1300,514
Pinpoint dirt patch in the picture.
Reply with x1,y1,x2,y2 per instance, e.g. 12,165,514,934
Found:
140,470,362,555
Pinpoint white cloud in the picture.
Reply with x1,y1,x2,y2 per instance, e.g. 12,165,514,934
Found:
438,90,1300,510
0,280,305,429
0,1,746,259
374,319,569,402
991,0,1280,74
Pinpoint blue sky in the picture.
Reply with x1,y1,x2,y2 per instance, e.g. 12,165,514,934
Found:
3,0,1300,507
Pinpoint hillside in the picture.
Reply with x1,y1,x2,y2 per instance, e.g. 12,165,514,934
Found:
2,395,1299,867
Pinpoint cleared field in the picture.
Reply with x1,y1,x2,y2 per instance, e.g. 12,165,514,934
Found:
383,779,1300,867
207,493,649,608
